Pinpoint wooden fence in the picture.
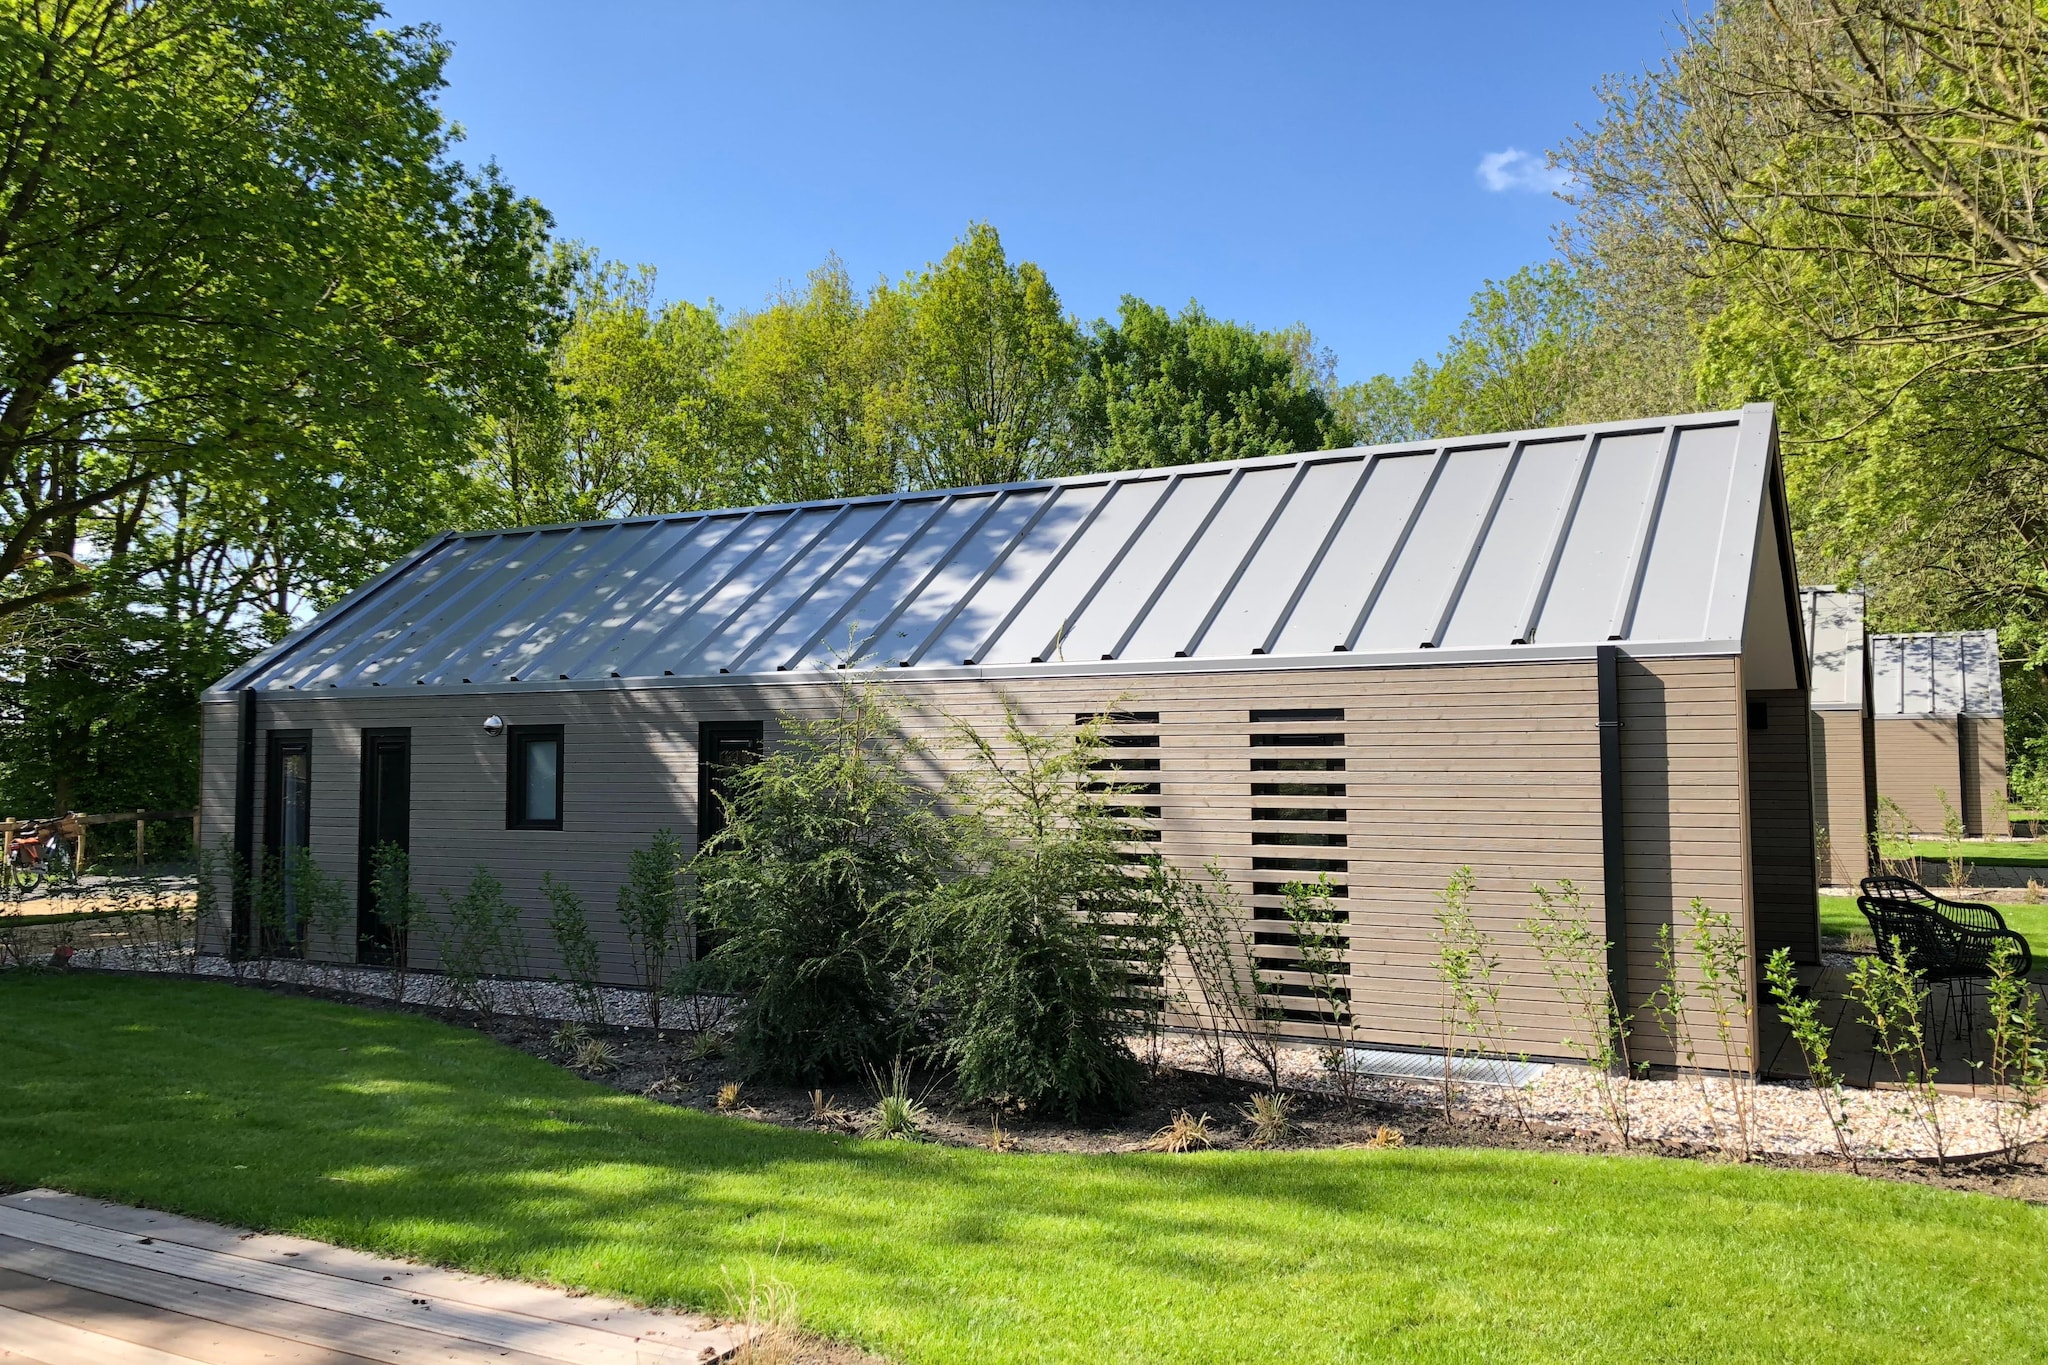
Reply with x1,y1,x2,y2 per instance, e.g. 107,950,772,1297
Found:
2,810,199,872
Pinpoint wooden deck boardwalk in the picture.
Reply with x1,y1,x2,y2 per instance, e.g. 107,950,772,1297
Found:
0,1189,748,1364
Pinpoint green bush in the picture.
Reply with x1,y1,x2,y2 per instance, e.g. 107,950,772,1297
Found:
542,873,606,1028
694,679,952,1082
432,866,525,1017
618,830,685,1028
915,704,1148,1116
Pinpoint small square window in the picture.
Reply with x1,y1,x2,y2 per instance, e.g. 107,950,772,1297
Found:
507,725,564,830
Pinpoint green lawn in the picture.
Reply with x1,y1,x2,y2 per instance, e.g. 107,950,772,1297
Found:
1890,838,2048,868
1821,892,2048,966
4,976,2046,1362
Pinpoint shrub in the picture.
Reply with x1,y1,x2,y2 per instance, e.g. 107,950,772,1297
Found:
1432,867,1508,1120
1523,880,1634,1148
367,843,424,1002
542,873,606,1028
914,703,1148,1116
432,866,525,1017
694,677,952,1082
1874,797,1921,882
1685,898,1755,1157
1764,947,1856,1169
619,830,686,1030
293,853,351,956
1984,937,2044,1163
1938,789,1968,893
1846,936,1948,1168
1171,860,1284,1091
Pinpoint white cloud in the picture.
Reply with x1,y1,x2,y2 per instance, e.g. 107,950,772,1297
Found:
1476,148,1574,194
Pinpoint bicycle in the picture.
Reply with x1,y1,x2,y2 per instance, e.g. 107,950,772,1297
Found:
4,821,75,896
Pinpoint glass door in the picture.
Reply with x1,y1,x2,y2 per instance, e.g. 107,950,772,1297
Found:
356,728,411,964
263,732,312,955
696,721,763,959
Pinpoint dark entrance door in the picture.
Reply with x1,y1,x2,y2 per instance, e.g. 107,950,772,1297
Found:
357,728,411,963
263,731,312,955
696,721,763,959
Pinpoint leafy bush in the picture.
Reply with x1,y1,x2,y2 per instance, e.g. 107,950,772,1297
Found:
618,830,686,1029
432,866,526,1017
542,873,606,1028
694,678,952,1082
1523,880,1634,1147
367,843,424,1001
910,704,1154,1116
1170,860,1283,1091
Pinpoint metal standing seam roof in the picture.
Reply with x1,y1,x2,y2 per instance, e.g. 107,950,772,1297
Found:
213,404,1790,697
1869,631,2004,719
1801,586,1867,711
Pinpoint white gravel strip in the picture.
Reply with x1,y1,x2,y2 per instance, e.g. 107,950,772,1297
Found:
72,943,726,1031
1150,1033,2048,1162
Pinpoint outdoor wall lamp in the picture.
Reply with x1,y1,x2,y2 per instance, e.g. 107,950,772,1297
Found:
483,715,505,736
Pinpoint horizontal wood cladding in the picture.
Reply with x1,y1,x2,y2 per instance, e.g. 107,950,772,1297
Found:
1808,709,1871,885
1961,716,2008,837
1874,718,1963,836
1746,690,1819,965
1616,655,1754,1069
200,654,1772,1058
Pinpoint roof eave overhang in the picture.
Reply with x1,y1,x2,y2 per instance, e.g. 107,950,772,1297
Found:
204,636,1747,703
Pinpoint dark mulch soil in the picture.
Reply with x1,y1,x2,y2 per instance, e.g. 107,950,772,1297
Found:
482,1010,2048,1203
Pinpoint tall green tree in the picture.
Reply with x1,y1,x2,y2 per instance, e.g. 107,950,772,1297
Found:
0,0,562,622
1335,265,1598,443
889,223,1083,489
715,257,906,506
1555,0,2048,798
1077,298,1349,468
479,250,726,525
0,0,562,815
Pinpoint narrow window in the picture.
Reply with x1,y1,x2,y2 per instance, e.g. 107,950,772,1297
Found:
507,725,564,830
264,731,312,953
1746,699,1769,732
699,721,766,851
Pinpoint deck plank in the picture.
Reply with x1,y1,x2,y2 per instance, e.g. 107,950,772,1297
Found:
0,1300,209,1365
0,1203,724,1365
0,1237,572,1365
1,1191,730,1352
0,1267,383,1365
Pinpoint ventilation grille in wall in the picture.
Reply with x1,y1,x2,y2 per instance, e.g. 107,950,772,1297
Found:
1079,711,1162,856
1248,707,1351,1025
1079,710,1166,1009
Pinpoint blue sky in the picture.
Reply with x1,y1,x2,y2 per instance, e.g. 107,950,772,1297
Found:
380,2,1684,382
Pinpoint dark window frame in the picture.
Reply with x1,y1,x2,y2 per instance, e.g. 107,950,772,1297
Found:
506,724,565,831
698,720,765,852
357,727,413,965
263,730,313,858
263,730,314,955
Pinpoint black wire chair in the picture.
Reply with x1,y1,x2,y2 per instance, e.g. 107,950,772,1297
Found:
1859,876,2032,976
1857,876,2032,1059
